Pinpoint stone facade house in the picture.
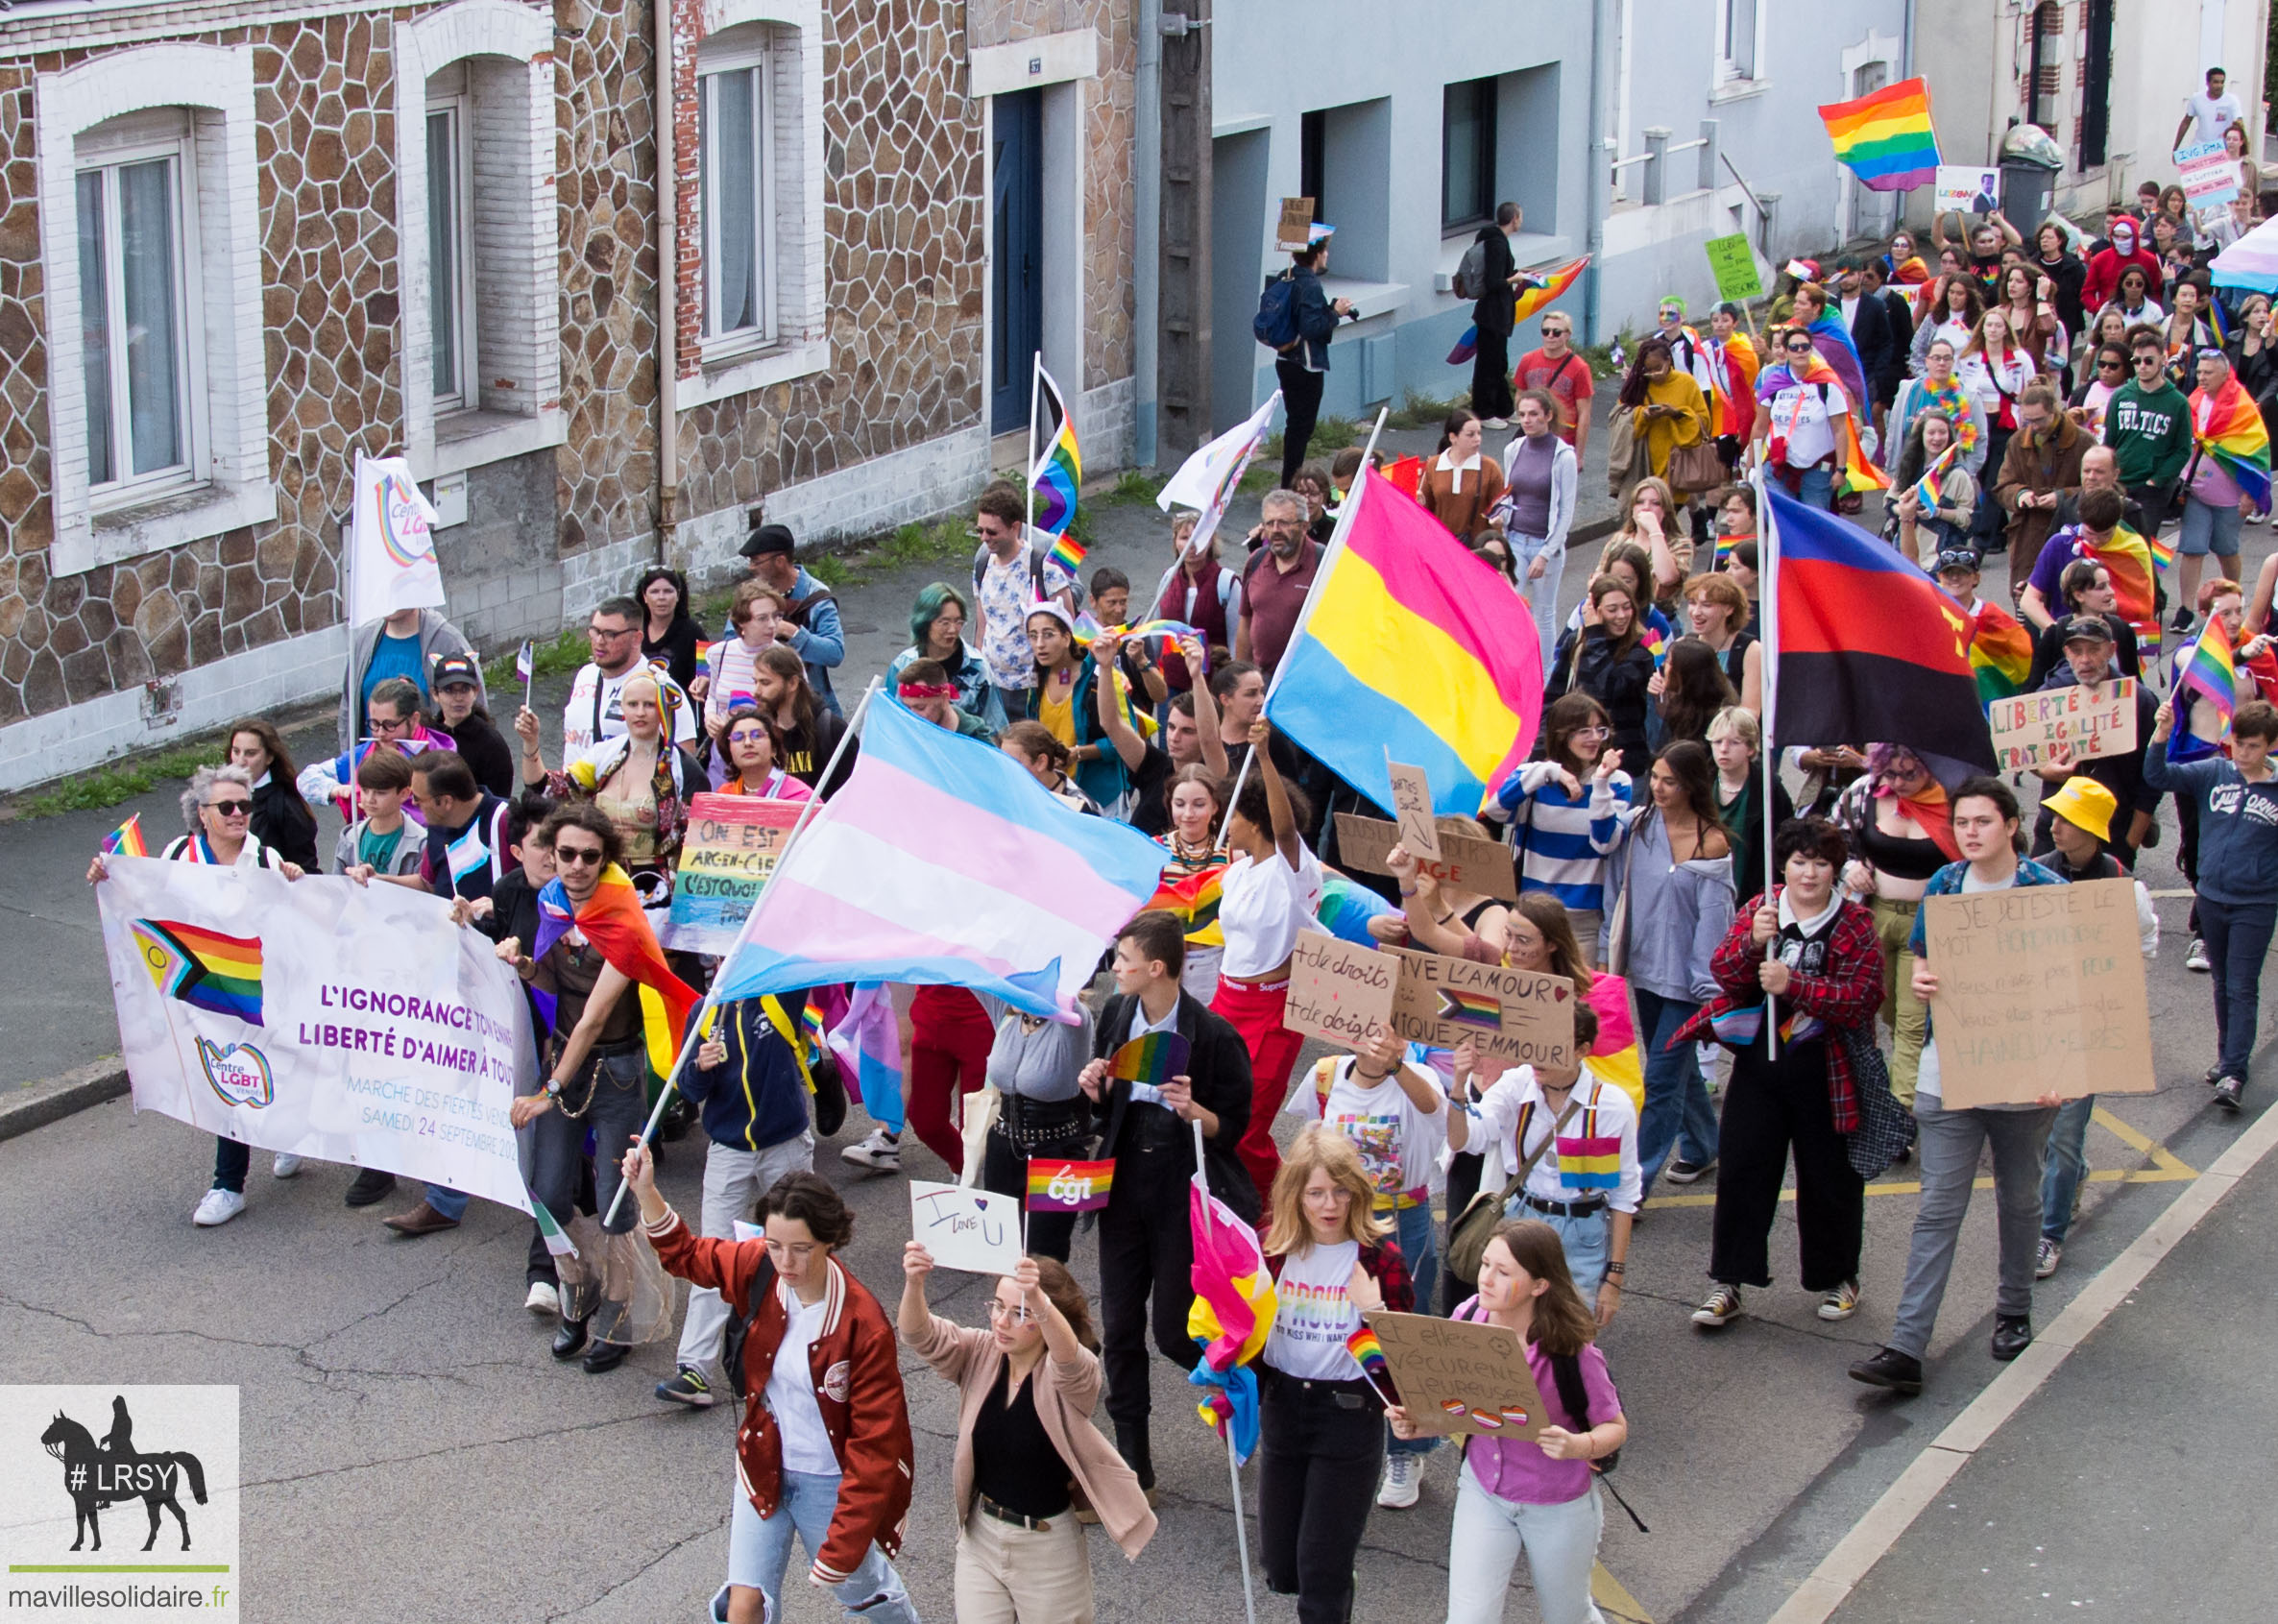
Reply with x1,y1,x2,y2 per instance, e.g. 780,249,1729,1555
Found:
0,0,1134,789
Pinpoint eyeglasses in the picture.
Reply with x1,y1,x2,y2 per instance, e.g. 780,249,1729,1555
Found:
555,847,604,867
588,624,637,641
986,1300,1037,1324
205,798,252,816
727,729,770,746
1571,725,1612,740
372,714,411,733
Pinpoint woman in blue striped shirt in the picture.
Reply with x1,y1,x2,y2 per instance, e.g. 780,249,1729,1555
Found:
1490,693,1635,965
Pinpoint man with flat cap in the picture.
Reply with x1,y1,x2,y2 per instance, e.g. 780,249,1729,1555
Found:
738,518,847,715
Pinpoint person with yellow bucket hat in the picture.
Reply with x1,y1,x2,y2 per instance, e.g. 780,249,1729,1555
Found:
2033,777,2161,1278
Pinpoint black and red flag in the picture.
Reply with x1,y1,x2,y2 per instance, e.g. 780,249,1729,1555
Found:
1761,484,1996,775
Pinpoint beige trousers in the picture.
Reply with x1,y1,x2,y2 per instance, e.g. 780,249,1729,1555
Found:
953,1508,1097,1624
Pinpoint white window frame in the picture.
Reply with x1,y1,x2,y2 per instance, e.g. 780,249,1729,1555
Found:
36,43,274,578
74,117,207,510
424,87,479,417
1714,0,1768,92
697,36,779,356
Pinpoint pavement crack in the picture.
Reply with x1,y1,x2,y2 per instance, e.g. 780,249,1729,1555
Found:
245,1409,666,1491
545,1510,729,1621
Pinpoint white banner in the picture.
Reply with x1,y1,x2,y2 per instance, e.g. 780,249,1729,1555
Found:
344,451,447,626
96,857,535,1211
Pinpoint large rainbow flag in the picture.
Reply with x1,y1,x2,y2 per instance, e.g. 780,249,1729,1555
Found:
1818,77,1941,191
2193,377,2273,516
1030,365,1081,538
132,918,264,1026
1963,597,2034,705
1268,466,1544,817
530,863,700,1080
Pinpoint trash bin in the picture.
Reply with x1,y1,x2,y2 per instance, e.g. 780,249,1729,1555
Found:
1999,123,2063,226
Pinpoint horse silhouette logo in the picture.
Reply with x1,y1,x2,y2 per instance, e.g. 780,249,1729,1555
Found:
39,1396,207,1552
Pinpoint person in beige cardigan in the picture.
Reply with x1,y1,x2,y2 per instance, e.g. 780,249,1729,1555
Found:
900,1247,1155,1623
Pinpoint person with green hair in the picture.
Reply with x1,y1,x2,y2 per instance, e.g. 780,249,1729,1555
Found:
888,581,1002,728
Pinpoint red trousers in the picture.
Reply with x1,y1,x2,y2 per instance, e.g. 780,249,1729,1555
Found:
1211,976,1304,1209
909,985,993,1174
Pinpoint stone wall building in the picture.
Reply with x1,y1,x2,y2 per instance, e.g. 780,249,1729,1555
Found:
0,0,1135,789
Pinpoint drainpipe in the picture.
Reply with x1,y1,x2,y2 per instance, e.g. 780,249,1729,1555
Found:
1581,0,1615,345
1134,0,1162,469
654,0,680,564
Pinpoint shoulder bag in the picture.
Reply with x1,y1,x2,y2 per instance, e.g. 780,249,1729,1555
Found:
1446,1095,1583,1285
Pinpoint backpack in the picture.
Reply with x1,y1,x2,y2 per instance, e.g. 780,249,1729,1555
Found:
1255,269,1303,353
1453,238,1490,303
1547,1348,1620,1473
722,1251,783,1402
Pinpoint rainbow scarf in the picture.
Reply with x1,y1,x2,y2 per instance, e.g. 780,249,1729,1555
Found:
2046,522,2160,648
1963,596,2035,704
1914,374,1978,459
1709,334,1760,437
531,863,701,1080
2193,377,2273,515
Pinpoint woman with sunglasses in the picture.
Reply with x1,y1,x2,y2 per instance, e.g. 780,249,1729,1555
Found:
901,1246,1153,1619
2068,343,2131,439
87,764,307,1226
1756,328,1852,509
1831,744,1960,1108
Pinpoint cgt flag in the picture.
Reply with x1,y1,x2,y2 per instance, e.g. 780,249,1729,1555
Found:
1762,483,1995,774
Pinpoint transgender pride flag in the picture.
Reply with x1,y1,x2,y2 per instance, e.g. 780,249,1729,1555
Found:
709,695,1167,1017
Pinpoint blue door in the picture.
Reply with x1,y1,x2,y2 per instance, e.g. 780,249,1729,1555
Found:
991,89,1043,435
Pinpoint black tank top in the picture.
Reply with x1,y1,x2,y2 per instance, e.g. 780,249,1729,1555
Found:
1856,816,1949,881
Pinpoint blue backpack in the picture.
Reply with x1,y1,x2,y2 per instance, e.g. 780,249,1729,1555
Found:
1254,270,1302,353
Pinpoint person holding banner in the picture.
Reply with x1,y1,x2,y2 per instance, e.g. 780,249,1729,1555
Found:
2147,698,2278,1114
900,1247,1154,1620
1851,780,2065,1395
1389,1220,1627,1624
1255,1125,1414,1620
2024,617,2159,865
623,1153,918,1624
1683,817,1885,1331
87,764,308,1226
224,717,323,876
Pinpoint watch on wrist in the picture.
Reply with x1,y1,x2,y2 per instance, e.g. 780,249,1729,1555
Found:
544,1077,564,1099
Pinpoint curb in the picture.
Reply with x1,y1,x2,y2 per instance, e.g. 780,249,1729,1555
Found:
0,1058,130,1144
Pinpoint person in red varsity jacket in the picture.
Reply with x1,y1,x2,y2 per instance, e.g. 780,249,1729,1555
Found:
620,1149,916,1624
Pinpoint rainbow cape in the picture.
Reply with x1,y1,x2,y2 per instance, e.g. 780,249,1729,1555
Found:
132,918,264,1026
1027,1157,1115,1213
2193,377,2273,515
1030,365,1082,537
1147,860,1226,947
1963,597,2035,704
102,814,148,858
1765,351,1883,495
1818,76,1941,191
1512,255,1589,328
531,863,701,1079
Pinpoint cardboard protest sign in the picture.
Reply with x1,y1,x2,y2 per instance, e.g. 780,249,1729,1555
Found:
1335,813,1518,901
1704,233,1763,303
1275,197,1317,252
1386,759,1442,859
909,1180,1024,1275
1286,931,1400,1049
1388,946,1574,1068
1363,1310,1548,1441
2177,140,2241,208
1986,678,2138,771
660,792,804,953
1923,877,2153,1107
1934,165,2001,214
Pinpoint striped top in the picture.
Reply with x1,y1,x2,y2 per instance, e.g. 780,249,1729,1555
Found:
1494,764,1634,912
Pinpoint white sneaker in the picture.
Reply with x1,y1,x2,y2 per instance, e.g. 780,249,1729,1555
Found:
2187,937,2211,973
1375,1454,1420,1509
272,1153,304,1178
524,1280,560,1315
1818,1279,1861,1321
840,1127,902,1173
193,1188,247,1227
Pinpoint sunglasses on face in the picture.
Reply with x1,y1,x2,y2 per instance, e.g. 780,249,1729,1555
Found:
2098,360,2125,372
555,847,604,867
205,799,253,816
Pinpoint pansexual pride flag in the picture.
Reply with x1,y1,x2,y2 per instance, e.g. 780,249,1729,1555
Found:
1553,1129,1623,1191
1818,77,1940,191
711,695,1166,1017
132,918,264,1026
1269,467,1543,817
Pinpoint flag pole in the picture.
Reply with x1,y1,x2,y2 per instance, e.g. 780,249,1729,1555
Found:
1755,466,1781,1059
1190,1119,1260,1624
1026,353,1042,564
1215,406,1391,846
602,675,883,1225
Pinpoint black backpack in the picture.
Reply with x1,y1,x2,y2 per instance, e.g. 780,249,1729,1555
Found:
1547,1349,1619,1473
721,1252,782,1402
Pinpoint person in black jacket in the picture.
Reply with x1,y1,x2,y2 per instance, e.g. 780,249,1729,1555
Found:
1860,258,1914,415
1468,203,1527,424
1547,574,1657,770
1835,259,1897,443
226,716,322,873
636,565,705,694
1079,909,1254,1495
428,653,516,797
1272,234,1357,488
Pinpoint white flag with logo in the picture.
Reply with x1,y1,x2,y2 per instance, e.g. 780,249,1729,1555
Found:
345,451,447,626
1156,391,1282,561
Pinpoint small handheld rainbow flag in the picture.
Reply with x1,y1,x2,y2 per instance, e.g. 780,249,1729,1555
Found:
1345,1322,1400,1406
1908,445,1956,510
1030,363,1082,539
1109,1030,1191,1087
1437,988,1503,1031
1964,599,2035,705
1818,76,1941,191
2146,532,2175,571
101,814,148,858
2176,614,2239,725
1313,872,1398,946
1027,1157,1115,1213
1147,863,1225,946
1047,531,1086,576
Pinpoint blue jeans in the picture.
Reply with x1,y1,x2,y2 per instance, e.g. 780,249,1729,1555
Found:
1384,1200,1442,1460
2200,897,2278,1081
424,1184,470,1221
720,1467,917,1623
1507,1200,1612,1303
2041,1095,2094,1245
1634,987,1716,1194
1792,464,1835,510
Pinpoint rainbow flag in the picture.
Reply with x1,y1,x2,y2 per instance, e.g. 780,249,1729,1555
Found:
1345,1323,1399,1405
1147,862,1225,947
2176,614,2239,725
102,814,148,858
1026,1157,1115,1213
531,863,701,1080
1818,76,1941,191
1030,364,1082,538
1437,988,1502,1030
131,918,264,1026
1554,1131,1623,1191
1108,1030,1190,1088
1964,598,2035,704
2193,378,2273,515
1268,466,1544,818
798,994,829,1069
1381,455,1425,499
1513,255,1588,329
1047,532,1086,576
1908,445,1957,510
2146,532,2175,571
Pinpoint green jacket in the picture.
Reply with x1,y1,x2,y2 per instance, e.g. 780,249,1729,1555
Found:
2104,379,2193,487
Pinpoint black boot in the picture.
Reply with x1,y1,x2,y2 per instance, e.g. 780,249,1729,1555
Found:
1115,1421,1156,1497
344,1168,397,1208
551,1314,592,1361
